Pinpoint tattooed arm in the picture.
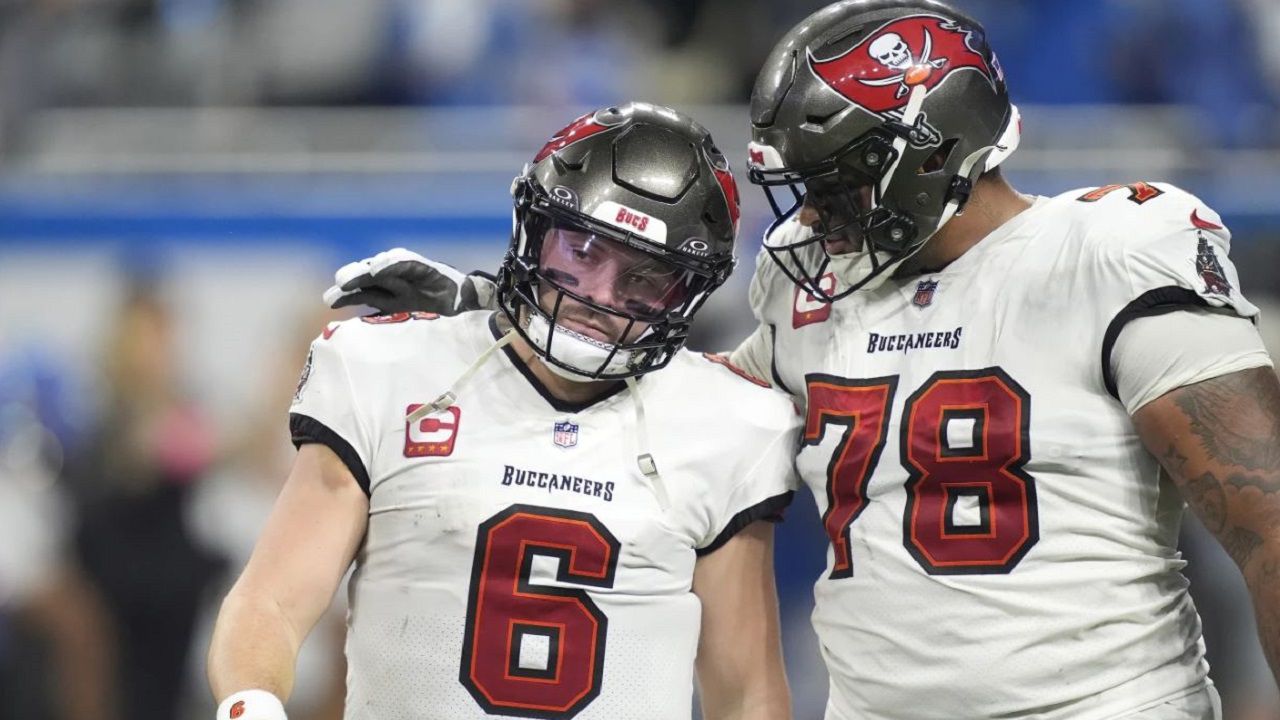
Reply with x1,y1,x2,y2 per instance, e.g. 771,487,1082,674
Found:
1133,366,1280,688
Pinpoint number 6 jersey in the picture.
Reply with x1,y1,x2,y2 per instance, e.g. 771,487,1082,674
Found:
734,183,1272,719
289,310,800,720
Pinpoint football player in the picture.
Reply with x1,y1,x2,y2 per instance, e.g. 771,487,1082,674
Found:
313,2,1280,718
738,2,1277,717
207,103,800,720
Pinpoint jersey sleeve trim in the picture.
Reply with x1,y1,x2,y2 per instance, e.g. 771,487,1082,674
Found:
766,323,796,397
1101,286,1207,400
695,490,794,557
289,412,372,497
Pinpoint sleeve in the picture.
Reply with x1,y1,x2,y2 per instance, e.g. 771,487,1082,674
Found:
727,323,775,388
1100,193,1262,400
728,246,796,396
288,331,374,496
695,415,801,556
1111,307,1274,414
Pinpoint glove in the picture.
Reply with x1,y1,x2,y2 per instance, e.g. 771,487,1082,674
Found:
216,689,287,720
322,247,498,315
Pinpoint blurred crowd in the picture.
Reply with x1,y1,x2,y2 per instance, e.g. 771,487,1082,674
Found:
1,0,1279,154
0,280,348,720
0,1,1279,719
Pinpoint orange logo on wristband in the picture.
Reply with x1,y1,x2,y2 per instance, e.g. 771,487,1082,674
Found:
230,700,245,718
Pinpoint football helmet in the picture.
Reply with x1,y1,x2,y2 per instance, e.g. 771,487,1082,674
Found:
748,0,1020,301
500,102,740,380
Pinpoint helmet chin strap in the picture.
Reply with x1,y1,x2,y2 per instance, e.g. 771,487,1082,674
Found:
407,327,519,424
523,313,673,512
877,84,927,202
935,144,996,230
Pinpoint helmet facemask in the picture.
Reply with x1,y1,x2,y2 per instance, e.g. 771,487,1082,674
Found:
499,178,726,381
747,3,1021,303
751,128,933,302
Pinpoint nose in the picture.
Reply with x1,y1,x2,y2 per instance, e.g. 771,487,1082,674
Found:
572,263,630,312
798,199,821,228
575,269,612,303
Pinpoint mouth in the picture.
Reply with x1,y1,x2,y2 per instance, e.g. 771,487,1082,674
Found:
822,223,864,255
557,315,616,343
823,236,857,255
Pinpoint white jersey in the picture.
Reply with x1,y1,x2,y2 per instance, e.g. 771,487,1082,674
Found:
734,183,1263,719
290,310,800,720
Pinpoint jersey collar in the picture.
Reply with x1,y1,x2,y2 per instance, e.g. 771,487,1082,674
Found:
487,313,632,414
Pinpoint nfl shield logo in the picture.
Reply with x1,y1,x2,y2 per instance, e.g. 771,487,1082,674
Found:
553,421,579,449
913,279,939,308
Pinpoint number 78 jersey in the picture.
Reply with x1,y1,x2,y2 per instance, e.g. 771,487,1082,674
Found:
737,184,1261,719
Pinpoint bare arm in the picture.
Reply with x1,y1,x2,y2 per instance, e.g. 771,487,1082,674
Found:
1133,366,1280,688
692,521,792,720
207,443,368,703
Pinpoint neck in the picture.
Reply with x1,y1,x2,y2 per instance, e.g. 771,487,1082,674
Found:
499,314,624,404
897,173,1035,276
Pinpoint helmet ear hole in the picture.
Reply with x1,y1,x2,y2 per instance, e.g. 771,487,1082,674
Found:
917,138,958,175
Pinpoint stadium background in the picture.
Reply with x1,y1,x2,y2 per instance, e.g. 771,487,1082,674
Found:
0,0,1278,718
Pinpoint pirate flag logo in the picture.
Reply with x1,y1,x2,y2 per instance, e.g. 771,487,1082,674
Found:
1196,235,1232,296
292,348,313,406
809,15,996,146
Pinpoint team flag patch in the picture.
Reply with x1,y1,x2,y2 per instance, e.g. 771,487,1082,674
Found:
1196,236,1232,296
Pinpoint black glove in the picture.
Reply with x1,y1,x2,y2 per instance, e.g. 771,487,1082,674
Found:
321,248,497,315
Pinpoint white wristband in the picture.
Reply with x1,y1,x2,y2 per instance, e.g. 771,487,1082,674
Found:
217,689,287,720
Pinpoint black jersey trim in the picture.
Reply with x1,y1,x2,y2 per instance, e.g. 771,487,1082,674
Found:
696,490,795,557
488,312,630,413
766,323,795,397
1101,286,1207,401
289,412,372,497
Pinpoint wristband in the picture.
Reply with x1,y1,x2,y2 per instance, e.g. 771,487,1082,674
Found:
217,689,287,720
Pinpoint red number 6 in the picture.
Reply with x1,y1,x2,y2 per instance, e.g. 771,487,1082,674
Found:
461,505,620,719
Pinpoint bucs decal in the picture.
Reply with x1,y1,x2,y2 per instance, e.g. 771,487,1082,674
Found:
809,15,995,146
405,403,462,457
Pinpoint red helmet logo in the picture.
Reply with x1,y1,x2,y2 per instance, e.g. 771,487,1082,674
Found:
810,15,994,116
533,112,611,163
712,166,740,230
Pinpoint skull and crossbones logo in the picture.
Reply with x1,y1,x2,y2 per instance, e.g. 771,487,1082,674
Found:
861,29,948,97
